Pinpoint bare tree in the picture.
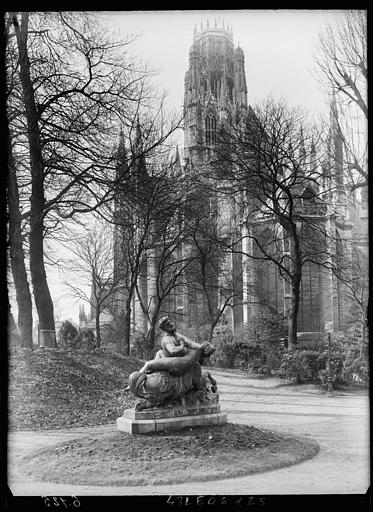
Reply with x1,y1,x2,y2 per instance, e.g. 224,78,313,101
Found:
7,128,33,347
6,11,160,347
185,193,244,342
5,17,34,347
131,153,244,347
112,127,184,353
135,222,193,349
10,12,57,346
332,245,368,352
200,98,333,349
315,10,367,191
62,223,123,349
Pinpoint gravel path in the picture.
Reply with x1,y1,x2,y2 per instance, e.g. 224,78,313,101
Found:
8,370,370,495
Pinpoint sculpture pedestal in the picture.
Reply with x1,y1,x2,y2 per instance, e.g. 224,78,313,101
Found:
117,405,227,434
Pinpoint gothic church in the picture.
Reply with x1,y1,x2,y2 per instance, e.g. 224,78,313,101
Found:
113,21,368,342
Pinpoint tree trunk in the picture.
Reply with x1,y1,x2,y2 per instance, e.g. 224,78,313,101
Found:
13,13,55,347
288,273,301,350
287,231,302,351
7,132,33,348
123,299,132,355
146,301,161,349
147,319,157,349
360,310,367,357
207,325,215,343
8,303,21,345
95,310,101,349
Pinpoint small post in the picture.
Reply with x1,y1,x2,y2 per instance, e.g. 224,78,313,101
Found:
327,332,334,394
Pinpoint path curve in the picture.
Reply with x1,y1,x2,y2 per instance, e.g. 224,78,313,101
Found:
8,370,370,495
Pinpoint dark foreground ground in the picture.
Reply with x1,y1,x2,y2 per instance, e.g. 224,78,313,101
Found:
8,368,370,495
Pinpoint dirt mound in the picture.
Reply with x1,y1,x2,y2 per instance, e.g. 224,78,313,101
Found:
20,423,319,486
8,347,142,430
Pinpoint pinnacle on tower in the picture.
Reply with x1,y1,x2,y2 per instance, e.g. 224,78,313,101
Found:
330,94,338,124
117,126,126,159
175,145,180,163
135,116,143,149
299,127,306,161
171,145,182,177
310,136,317,172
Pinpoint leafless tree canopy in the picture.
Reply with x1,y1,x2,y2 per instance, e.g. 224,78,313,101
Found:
315,10,367,191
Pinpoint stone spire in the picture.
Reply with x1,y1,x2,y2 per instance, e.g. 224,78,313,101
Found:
299,127,306,163
310,136,317,173
117,127,127,163
234,44,247,107
329,95,344,187
115,127,128,197
170,145,182,178
79,305,87,327
133,117,148,185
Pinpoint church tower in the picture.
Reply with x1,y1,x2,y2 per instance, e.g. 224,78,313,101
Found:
78,305,87,330
182,21,248,332
184,20,248,165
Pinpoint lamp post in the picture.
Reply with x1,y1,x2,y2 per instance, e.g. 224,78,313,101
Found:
327,331,334,394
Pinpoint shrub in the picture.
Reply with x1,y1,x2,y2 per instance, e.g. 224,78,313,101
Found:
273,327,368,388
326,328,368,387
209,328,284,374
262,345,285,376
274,350,311,384
341,355,369,386
130,331,154,360
58,321,78,347
209,330,236,368
71,329,96,351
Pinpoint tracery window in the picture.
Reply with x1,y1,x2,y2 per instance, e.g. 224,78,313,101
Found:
205,113,216,145
253,228,280,312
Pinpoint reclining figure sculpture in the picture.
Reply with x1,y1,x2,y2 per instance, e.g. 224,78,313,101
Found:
126,316,218,411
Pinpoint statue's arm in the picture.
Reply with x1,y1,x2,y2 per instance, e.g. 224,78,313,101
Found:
177,332,201,350
162,335,186,356
140,346,203,376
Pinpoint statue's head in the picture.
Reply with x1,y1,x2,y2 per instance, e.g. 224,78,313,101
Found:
202,341,215,357
158,315,176,334
200,341,216,365
128,371,146,396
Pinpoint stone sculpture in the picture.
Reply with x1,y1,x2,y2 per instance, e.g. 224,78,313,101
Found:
126,316,218,411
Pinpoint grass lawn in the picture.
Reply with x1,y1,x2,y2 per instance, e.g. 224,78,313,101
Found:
19,423,319,486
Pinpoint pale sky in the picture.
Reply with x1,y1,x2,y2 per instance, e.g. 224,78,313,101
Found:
10,9,349,326
103,9,345,117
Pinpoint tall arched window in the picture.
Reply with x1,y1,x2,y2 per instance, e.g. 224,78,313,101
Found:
298,261,322,332
205,113,216,145
253,228,281,313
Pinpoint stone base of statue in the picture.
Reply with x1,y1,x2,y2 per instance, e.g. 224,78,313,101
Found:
117,404,227,434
